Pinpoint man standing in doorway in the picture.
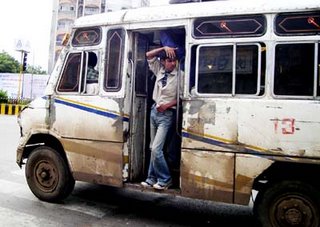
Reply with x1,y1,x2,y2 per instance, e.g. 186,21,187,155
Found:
141,46,180,190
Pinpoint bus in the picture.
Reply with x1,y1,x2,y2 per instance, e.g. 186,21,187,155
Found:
16,1,320,226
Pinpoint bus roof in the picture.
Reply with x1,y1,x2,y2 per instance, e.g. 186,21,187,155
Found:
74,0,320,28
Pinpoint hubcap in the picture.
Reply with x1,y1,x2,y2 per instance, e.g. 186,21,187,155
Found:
35,161,58,192
275,196,314,226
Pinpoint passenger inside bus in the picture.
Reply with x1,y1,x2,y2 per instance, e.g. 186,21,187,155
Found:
86,52,99,94
133,28,185,188
141,45,182,190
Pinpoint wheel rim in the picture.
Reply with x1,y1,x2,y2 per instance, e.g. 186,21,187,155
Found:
34,160,58,192
272,194,316,226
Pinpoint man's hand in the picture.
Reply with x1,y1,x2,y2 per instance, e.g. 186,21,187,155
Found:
146,46,178,60
156,103,170,112
156,99,177,112
163,46,178,59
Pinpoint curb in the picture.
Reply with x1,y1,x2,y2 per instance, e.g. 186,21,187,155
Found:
0,104,25,115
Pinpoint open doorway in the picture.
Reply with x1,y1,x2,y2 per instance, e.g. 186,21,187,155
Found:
128,27,185,189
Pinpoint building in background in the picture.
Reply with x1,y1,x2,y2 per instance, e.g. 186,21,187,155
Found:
48,0,150,73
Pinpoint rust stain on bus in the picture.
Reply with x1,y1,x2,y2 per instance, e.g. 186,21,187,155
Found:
62,139,122,163
180,149,234,203
62,139,123,186
181,171,233,203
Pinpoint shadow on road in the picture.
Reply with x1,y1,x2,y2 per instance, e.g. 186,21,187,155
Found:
66,182,260,227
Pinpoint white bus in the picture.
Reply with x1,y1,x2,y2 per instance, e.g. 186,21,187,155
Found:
16,1,320,226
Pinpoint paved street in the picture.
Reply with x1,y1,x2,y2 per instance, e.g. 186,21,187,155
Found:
0,115,258,226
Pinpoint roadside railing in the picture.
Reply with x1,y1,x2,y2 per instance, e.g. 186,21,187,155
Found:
0,97,31,115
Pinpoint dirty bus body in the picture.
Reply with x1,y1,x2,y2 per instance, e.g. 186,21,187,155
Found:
16,1,320,226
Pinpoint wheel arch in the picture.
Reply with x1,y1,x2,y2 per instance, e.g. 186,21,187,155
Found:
22,133,68,168
252,161,320,226
252,161,320,192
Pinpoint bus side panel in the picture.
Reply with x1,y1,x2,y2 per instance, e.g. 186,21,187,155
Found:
181,149,234,203
234,154,273,204
182,99,238,151
62,139,123,186
51,96,124,187
238,100,320,158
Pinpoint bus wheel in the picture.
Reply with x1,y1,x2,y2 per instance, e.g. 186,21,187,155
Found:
25,146,75,202
254,180,320,227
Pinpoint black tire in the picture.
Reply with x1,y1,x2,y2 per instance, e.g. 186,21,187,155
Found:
25,146,75,202
254,180,320,227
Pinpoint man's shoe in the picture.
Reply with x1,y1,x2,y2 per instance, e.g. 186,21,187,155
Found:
153,180,172,190
141,181,155,188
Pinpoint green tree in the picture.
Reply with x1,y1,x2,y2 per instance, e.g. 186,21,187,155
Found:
0,51,47,74
0,51,20,73
0,89,8,103
26,65,47,75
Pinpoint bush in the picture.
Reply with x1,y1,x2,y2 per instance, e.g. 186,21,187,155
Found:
0,89,8,104
0,90,31,105
7,98,31,105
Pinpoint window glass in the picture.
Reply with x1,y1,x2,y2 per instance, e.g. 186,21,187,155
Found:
77,5,83,18
236,45,259,94
275,12,320,36
72,27,101,47
57,53,82,92
193,15,266,38
196,44,262,95
135,36,148,95
57,51,100,95
274,43,314,96
58,19,74,30
85,52,99,95
84,6,99,16
104,28,125,91
318,47,320,97
197,45,233,93
56,34,65,46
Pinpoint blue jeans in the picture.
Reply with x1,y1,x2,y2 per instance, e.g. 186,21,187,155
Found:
146,105,173,185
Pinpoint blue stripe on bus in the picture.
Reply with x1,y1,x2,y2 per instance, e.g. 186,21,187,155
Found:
54,98,129,122
182,131,261,154
182,131,228,147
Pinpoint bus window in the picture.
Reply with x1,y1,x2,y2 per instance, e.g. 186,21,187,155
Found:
57,53,82,92
275,12,320,36
193,14,266,38
318,46,320,97
72,27,102,46
236,45,260,94
195,43,263,95
57,51,100,94
135,35,148,95
86,52,99,95
274,43,315,96
104,28,125,92
197,45,233,94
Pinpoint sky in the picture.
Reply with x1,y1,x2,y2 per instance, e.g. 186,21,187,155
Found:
0,0,52,72
0,0,168,72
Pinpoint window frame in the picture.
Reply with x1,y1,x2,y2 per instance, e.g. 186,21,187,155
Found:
71,26,102,47
193,14,266,39
274,11,320,36
103,28,125,92
56,52,84,94
194,43,262,97
56,51,100,95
